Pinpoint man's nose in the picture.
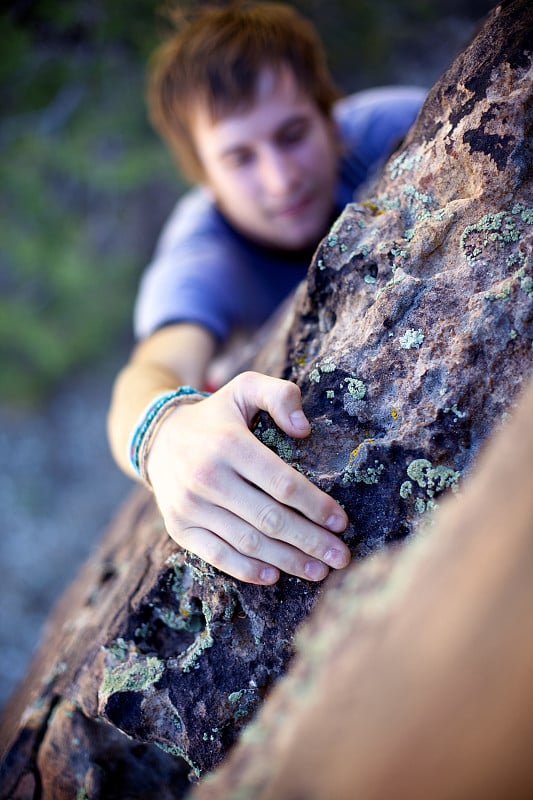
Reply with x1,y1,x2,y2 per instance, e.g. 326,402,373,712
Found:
259,148,299,196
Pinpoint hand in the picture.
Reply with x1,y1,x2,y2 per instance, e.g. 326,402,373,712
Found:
146,371,350,584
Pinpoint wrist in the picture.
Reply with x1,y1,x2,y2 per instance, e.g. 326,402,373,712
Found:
127,386,211,487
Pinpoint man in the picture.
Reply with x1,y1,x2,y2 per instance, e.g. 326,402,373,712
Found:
108,2,424,585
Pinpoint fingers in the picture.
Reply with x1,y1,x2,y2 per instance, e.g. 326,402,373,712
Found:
232,427,349,535
164,502,332,585
167,524,281,586
168,454,350,578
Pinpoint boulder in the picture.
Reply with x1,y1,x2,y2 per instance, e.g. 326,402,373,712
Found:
189,373,533,800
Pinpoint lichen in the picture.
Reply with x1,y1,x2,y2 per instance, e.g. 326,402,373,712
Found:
258,427,294,461
415,498,427,514
344,377,366,399
157,742,200,778
460,208,531,263
100,655,165,698
399,328,424,349
309,356,337,384
400,480,413,499
342,454,384,486
388,152,423,180
181,621,215,673
401,183,433,207
443,403,467,419
406,458,461,498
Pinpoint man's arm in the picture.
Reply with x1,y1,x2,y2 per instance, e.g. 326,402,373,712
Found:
108,322,216,477
107,323,351,584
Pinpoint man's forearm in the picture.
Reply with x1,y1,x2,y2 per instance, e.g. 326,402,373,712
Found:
107,358,183,478
107,323,217,478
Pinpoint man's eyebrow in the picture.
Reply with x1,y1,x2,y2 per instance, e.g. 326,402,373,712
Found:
219,142,252,160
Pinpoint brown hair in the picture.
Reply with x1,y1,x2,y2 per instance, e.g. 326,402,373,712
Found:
147,2,341,182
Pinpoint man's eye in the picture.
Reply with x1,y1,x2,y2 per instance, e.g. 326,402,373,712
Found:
279,122,309,146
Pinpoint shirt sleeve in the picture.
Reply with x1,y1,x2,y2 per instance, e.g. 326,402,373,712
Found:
335,86,426,207
133,188,248,341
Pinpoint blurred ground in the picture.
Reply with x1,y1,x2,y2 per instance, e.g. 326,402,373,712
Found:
0,2,495,712
0,353,132,709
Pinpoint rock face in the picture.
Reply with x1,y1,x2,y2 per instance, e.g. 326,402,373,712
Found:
189,375,533,800
1,0,531,797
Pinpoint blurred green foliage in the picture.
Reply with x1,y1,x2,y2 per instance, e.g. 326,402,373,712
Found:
0,0,494,406
1,1,180,405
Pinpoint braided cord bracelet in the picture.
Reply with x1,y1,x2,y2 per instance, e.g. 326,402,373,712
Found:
128,386,211,486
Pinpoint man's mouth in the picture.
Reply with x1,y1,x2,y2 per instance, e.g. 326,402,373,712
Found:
272,194,313,218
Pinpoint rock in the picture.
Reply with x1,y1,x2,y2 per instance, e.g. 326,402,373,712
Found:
1,0,531,796
188,374,533,800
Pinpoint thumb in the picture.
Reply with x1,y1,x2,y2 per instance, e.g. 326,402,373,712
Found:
230,372,312,439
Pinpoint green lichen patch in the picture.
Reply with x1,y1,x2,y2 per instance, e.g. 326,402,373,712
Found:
309,356,337,384
406,458,461,498
344,377,367,399
181,629,214,673
443,403,467,419
399,480,413,499
100,655,165,699
388,151,423,180
401,183,434,208
512,202,533,224
399,328,424,349
257,426,294,461
157,741,200,778
460,208,531,264
342,449,385,485
156,605,204,634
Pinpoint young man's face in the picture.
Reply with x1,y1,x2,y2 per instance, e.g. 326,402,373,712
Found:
191,68,340,251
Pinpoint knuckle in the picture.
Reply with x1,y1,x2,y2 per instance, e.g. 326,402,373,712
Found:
189,460,219,492
212,426,240,453
269,470,298,503
163,511,187,545
256,503,286,538
232,370,256,393
234,528,262,557
282,380,301,403
179,487,199,517
201,538,227,569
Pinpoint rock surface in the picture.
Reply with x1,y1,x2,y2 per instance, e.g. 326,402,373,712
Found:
188,374,533,800
1,0,532,797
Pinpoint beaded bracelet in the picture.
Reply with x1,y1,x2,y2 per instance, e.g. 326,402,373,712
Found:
128,386,210,486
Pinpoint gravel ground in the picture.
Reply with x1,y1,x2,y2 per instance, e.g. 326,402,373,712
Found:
0,354,132,711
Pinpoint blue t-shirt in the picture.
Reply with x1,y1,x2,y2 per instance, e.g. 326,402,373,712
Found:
134,86,425,342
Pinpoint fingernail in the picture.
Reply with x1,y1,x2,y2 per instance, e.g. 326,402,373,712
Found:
260,567,279,584
289,409,309,432
323,548,349,569
326,513,347,532
304,561,328,581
